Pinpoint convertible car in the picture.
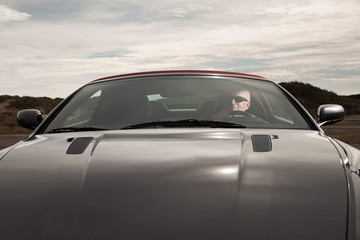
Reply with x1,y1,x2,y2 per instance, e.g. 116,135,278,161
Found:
0,70,359,239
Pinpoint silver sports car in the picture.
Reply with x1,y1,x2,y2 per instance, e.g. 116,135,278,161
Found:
1,70,359,240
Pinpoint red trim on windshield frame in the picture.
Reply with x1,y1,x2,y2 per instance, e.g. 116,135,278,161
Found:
92,70,267,82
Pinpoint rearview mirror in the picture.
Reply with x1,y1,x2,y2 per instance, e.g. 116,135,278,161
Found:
17,109,43,130
317,104,344,126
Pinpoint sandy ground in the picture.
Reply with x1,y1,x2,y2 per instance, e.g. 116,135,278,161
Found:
0,134,29,150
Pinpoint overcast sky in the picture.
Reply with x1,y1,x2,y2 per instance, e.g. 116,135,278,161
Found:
1,0,359,98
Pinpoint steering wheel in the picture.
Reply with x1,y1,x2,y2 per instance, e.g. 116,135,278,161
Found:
229,111,255,118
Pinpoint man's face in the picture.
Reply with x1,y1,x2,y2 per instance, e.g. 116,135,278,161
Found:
231,90,251,111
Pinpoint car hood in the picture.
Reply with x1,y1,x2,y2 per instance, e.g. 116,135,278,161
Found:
0,129,348,239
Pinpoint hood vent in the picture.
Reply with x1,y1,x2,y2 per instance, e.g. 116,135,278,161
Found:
251,135,272,152
66,137,93,155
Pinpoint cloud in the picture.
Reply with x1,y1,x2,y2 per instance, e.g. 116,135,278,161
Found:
0,4,31,22
0,0,359,97
262,3,337,15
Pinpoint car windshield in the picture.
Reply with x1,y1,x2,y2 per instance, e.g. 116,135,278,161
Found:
43,75,311,133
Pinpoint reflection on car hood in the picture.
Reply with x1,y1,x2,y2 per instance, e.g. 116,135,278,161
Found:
0,129,347,239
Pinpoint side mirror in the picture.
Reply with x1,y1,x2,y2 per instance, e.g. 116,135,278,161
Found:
317,104,344,126
17,109,43,130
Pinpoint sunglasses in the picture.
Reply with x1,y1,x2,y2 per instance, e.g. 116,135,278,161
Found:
232,96,248,103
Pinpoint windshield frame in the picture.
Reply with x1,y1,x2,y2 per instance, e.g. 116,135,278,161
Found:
34,74,319,134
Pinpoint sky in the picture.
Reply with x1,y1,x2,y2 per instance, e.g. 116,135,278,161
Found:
1,0,359,98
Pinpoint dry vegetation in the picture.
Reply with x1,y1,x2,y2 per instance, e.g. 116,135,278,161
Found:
322,115,360,149
279,81,360,117
0,95,62,134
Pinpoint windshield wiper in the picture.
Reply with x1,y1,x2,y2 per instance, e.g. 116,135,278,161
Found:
121,119,246,130
47,127,108,133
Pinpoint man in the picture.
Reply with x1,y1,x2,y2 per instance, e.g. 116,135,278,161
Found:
231,90,251,112
214,90,251,120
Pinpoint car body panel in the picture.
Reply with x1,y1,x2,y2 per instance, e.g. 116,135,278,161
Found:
0,129,348,239
2,70,359,240
331,140,360,240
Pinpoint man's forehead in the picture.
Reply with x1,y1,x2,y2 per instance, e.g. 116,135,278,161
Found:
233,90,249,95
